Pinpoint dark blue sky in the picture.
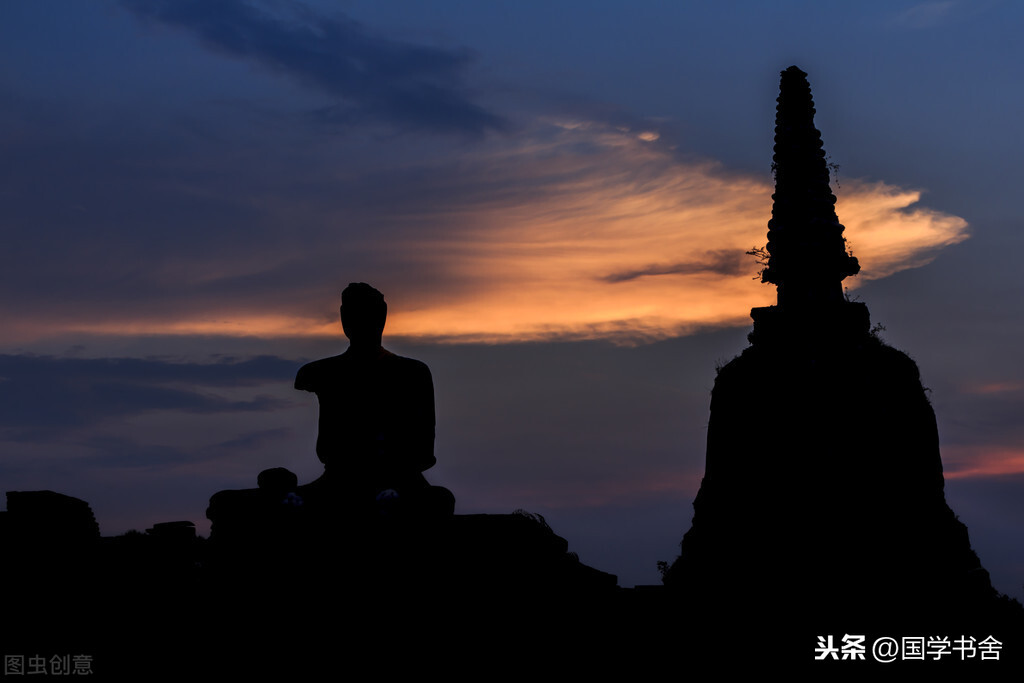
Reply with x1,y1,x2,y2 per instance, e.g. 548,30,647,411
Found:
2,0,1023,594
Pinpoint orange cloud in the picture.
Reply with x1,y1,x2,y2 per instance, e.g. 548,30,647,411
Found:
835,182,969,279
963,382,1024,395
11,120,969,346
382,122,969,343
943,445,1024,479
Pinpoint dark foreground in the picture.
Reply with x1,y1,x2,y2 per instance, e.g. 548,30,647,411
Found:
3,495,1022,678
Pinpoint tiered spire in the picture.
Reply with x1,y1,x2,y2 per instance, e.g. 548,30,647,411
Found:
761,66,859,308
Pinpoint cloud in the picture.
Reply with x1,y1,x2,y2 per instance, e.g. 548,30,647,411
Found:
1,114,970,348
370,121,970,344
66,427,295,471
599,250,747,283
75,435,205,471
834,183,969,279
943,446,1024,479
0,354,297,439
965,382,1024,395
119,0,504,135
888,2,957,29
209,427,293,454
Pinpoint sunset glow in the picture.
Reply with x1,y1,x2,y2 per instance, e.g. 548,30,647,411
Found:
15,123,970,347
943,446,1024,479
4,0,1023,600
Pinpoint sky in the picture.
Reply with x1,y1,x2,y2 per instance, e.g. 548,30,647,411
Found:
2,0,1023,597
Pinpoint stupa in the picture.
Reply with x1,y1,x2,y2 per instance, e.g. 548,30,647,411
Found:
664,67,997,626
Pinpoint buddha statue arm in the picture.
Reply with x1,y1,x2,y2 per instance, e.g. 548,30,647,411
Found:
406,361,437,473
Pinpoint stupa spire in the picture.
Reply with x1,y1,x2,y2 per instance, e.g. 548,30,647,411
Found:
761,66,859,308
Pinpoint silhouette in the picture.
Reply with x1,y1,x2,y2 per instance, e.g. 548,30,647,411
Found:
181,286,616,675
294,282,453,517
5,69,1021,675
201,284,611,610
760,66,860,307
664,68,1014,643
